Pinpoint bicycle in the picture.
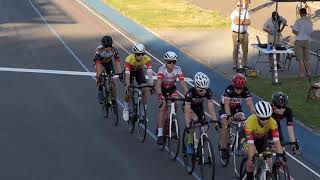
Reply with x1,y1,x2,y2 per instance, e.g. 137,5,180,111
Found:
296,1,311,19
158,95,185,160
240,150,276,180
270,141,294,180
183,117,218,180
127,76,154,142
99,71,123,126
218,113,246,177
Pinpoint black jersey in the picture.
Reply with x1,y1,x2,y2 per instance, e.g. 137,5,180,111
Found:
220,85,251,110
185,87,214,106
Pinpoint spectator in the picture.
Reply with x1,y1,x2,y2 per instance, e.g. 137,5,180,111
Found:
263,11,287,70
230,0,251,70
292,8,313,77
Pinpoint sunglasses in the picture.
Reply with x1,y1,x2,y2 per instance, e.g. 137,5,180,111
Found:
197,88,207,93
275,105,286,109
135,53,145,56
259,117,270,121
166,60,176,64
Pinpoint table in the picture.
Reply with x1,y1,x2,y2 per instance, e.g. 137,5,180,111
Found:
251,44,294,69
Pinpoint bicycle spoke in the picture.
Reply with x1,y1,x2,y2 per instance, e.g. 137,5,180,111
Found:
137,100,147,142
182,127,195,174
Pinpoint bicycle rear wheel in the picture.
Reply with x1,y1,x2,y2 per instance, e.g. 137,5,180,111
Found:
182,127,195,174
137,99,147,142
200,137,215,180
101,101,108,118
168,116,180,160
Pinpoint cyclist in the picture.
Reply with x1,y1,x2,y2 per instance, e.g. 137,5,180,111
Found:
219,73,255,159
156,51,188,145
271,91,300,154
184,72,218,154
243,101,286,180
94,35,122,104
123,43,153,121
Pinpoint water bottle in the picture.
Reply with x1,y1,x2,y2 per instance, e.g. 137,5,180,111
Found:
267,43,271,51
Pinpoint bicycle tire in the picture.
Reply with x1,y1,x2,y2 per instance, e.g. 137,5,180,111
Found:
239,157,247,180
199,137,215,180
137,99,147,142
182,127,195,174
111,103,119,126
101,101,108,118
128,100,135,134
168,116,180,160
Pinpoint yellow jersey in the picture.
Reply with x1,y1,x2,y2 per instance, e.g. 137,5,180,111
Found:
244,114,279,144
125,54,151,72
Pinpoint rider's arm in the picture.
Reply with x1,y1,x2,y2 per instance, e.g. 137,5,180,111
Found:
113,47,122,74
184,102,191,127
270,120,283,154
94,52,103,80
156,76,162,96
285,108,296,143
246,98,256,114
245,125,256,161
208,101,218,121
177,71,188,94
224,97,232,116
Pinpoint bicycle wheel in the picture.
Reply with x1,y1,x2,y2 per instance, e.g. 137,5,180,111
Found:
168,116,180,160
239,157,247,180
233,135,244,177
182,127,195,174
199,137,215,180
266,170,276,180
101,101,108,118
111,103,119,126
137,99,147,142
218,139,230,167
128,101,135,134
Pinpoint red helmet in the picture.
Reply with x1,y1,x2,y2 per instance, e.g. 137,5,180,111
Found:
232,73,247,89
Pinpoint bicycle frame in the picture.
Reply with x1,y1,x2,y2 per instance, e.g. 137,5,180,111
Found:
254,152,275,180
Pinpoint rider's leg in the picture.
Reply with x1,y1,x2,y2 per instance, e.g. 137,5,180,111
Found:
157,100,166,145
111,79,117,104
96,64,104,103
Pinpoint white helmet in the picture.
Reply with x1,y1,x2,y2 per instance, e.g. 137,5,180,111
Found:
194,72,210,89
255,101,273,118
132,43,145,53
164,51,178,61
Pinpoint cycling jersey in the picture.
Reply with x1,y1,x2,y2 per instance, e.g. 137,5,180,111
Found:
125,54,151,72
185,87,214,106
157,65,184,89
245,114,279,144
94,45,120,64
272,107,293,126
220,85,252,110
185,87,214,120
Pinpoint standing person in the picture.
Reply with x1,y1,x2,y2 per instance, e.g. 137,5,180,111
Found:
292,8,313,77
263,11,287,70
230,0,251,70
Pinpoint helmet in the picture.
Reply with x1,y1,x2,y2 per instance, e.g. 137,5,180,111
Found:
132,43,145,53
255,101,273,118
101,35,113,48
194,72,210,89
164,51,178,61
271,91,288,107
232,73,247,89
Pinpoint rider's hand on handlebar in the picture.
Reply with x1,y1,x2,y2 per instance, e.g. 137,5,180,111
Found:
118,73,124,82
292,139,301,155
275,154,287,166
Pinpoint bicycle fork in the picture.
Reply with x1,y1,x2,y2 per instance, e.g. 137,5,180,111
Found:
169,102,177,138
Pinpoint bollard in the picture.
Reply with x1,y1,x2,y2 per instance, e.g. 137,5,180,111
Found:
272,46,281,86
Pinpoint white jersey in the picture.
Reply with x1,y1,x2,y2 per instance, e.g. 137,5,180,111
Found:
157,65,184,89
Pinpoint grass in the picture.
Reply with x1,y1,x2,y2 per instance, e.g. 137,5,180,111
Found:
247,77,320,132
102,0,229,29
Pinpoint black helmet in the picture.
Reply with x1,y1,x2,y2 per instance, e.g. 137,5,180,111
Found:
271,91,288,108
101,35,113,48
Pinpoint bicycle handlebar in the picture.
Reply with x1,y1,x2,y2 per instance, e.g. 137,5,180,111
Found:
164,97,185,101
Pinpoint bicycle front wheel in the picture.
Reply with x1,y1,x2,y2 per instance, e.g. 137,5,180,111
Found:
111,103,119,126
200,137,215,180
137,99,147,142
168,117,180,160
239,157,247,180
266,170,276,180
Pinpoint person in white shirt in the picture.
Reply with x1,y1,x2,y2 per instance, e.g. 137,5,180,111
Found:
292,8,313,77
263,11,287,70
230,0,251,70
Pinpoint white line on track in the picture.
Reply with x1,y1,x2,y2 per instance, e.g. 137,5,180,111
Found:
29,0,320,178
